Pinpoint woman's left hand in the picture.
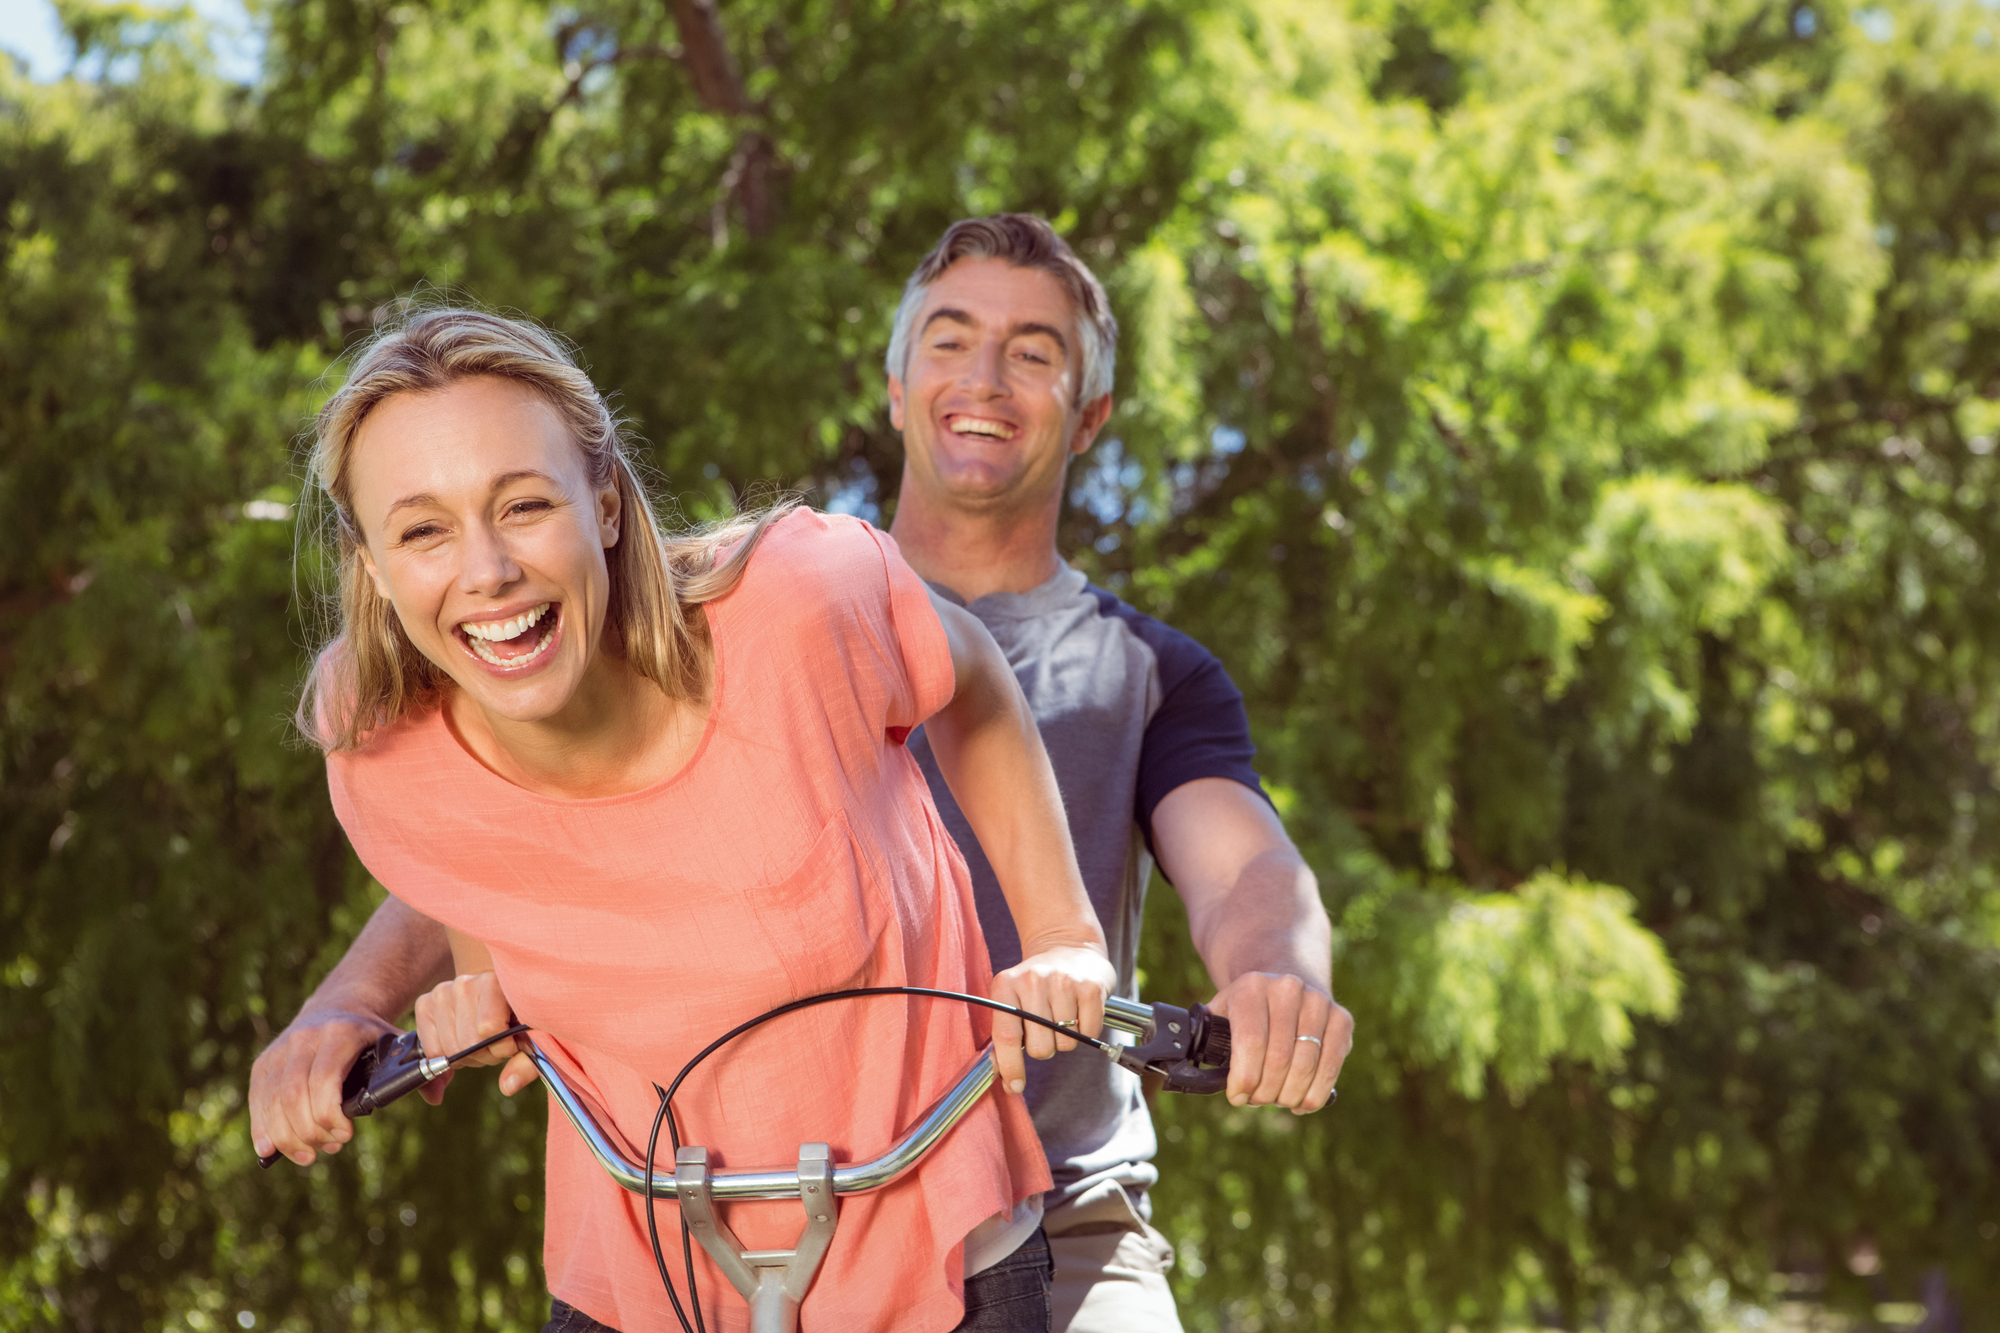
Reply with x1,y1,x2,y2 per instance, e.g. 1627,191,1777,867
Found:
989,943,1118,1094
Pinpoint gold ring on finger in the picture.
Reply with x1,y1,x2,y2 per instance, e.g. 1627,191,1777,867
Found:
1057,1019,1078,1029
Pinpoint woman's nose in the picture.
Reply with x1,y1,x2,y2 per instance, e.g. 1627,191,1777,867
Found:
456,521,522,595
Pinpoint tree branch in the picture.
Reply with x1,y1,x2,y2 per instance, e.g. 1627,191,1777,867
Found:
667,0,776,240
669,0,752,114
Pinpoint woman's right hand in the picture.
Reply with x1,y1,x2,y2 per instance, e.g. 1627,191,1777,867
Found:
990,943,1117,1095
413,972,539,1097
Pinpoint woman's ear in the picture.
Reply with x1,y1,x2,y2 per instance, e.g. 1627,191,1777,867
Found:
358,547,392,601
597,482,622,549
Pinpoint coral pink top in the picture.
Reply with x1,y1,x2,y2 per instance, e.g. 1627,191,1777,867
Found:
326,510,1050,1332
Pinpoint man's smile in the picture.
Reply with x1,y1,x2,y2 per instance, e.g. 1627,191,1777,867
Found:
944,413,1021,441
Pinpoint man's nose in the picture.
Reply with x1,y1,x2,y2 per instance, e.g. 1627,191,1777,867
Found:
456,520,523,596
961,339,1007,397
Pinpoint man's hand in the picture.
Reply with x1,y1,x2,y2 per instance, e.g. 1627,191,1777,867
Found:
1209,971,1352,1113
413,971,537,1097
250,1009,396,1166
990,943,1117,1094
246,896,455,1166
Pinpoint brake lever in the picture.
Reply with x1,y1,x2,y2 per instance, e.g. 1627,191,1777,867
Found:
1111,1001,1232,1095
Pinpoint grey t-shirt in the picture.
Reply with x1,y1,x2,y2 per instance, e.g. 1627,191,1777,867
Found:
907,564,1267,1202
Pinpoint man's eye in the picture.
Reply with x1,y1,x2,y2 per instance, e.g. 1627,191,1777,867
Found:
1018,351,1051,365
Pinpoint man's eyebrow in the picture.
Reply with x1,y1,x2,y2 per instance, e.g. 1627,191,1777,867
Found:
919,307,977,335
919,308,1070,357
1009,322,1070,356
385,470,558,517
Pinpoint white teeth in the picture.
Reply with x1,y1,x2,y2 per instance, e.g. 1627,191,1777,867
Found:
462,602,550,641
463,617,559,669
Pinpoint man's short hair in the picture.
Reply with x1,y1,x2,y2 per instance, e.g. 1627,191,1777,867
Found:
884,214,1119,406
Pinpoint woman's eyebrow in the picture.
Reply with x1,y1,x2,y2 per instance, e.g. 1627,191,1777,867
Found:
490,469,559,492
385,471,558,518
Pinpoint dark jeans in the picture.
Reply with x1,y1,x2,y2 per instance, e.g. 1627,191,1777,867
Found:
953,1225,1053,1332
542,1224,1053,1333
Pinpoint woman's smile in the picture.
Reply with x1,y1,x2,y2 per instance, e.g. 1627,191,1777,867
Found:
457,601,562,671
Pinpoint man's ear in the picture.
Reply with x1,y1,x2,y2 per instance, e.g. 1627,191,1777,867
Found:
887,374,907,433
1068,393,1116,456
597,481,622,549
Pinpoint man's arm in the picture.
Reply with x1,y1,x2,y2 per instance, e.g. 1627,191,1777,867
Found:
1151,777,1352,1113
248,895,453,1165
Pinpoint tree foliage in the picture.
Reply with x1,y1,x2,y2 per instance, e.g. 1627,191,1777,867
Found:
3,0,1999,1328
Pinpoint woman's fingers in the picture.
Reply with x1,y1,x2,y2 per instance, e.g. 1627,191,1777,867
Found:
1018,970,1057,1060
497,1050,539,1097
1049,978,1080,1054
987,972,1029,1093
992,945,1116,1076
1078,980,1105,1056
415,973,520,1071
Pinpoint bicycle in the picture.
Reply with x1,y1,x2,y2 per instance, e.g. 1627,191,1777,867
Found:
265,988,1239,1333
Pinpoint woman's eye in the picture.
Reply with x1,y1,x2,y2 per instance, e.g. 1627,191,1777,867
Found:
400,523,443,543
507,499,552,517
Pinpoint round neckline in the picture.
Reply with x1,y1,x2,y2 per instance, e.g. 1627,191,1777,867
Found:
423,603,729,809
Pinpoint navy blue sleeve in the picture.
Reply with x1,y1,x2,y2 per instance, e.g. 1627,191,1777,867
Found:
1085,586,1272,856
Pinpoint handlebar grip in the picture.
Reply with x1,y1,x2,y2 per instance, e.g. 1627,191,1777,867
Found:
257,1030,429,1169
1156,1005,1231,1095
341,1030,428,1118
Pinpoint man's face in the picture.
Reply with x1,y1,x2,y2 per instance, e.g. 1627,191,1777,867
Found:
889,256,1111,515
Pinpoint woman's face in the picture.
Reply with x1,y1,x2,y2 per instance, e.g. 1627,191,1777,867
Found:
345,374,622,727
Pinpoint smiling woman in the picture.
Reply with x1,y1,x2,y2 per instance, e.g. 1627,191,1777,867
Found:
275,303,1119,1333
296,307,760,759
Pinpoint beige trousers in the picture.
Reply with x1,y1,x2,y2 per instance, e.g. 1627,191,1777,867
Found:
1044,1179,1185,1333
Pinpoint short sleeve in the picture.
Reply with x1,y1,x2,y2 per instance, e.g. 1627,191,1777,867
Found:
1090,589,1269,852
856,522,956,737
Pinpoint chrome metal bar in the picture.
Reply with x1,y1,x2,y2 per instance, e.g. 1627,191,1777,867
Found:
529,1041,997,1201
1102,994,1155,1039
529,996,1157,1203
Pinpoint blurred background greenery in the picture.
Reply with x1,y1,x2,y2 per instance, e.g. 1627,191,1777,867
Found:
4,0,2000,1328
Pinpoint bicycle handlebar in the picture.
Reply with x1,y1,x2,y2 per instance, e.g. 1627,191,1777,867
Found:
260,993,1231,1173
534,994,1230,1200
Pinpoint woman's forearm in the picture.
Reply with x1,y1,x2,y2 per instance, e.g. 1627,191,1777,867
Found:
922,600,1104,955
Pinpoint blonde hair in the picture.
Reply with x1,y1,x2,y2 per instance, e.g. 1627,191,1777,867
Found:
296,303,790,752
